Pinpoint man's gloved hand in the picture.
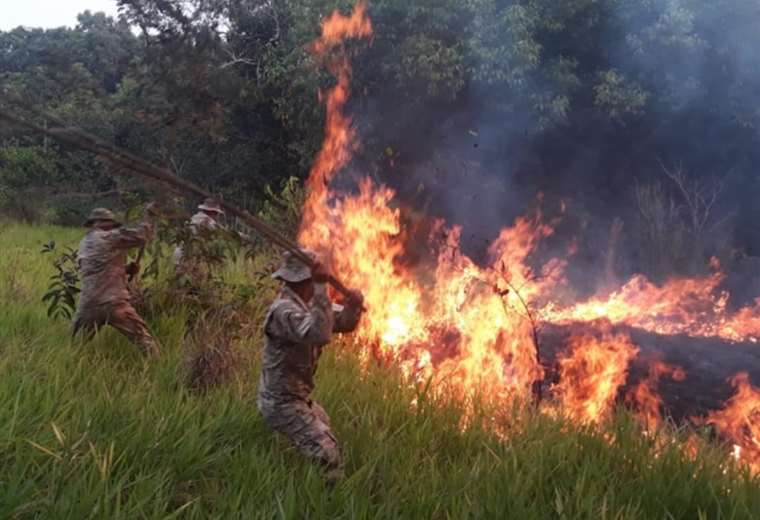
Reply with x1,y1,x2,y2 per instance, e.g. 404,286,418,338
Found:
311,260,330,284
346,289,364,309
126,262,140,277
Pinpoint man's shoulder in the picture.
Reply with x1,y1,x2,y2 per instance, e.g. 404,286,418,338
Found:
191,212,215,227
80,229,107,247
268,293,303,316
264,294,303,338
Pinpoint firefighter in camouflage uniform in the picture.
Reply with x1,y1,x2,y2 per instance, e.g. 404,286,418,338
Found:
257,249,364,484
72,204,159,357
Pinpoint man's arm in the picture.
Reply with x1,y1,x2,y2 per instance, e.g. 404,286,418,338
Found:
110,219,153,250
267,284,335,345
333,290,363,333
109,204,157,250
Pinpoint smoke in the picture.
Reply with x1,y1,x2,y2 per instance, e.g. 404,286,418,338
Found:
343,0,760,289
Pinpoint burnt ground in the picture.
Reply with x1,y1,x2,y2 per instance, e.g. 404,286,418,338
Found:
538,323,760,422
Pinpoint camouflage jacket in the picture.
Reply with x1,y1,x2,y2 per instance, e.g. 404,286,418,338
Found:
189,212,218,234
258,284,362,402
172,212,218,264
76,218,154,309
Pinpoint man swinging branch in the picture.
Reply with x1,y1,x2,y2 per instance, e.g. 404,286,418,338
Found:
72,204,160,357
257,250,364,484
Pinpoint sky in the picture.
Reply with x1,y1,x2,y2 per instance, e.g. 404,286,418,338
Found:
0,0,120,30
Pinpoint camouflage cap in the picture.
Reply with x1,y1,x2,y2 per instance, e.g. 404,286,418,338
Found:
272,249,317,283
198,198,224,215
84,207,121,227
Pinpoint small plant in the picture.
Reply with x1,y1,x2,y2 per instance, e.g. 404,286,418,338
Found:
171,223,235,300
41,241,80,320
257,176,305,240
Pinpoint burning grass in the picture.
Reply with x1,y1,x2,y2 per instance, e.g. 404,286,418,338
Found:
1,222,760,518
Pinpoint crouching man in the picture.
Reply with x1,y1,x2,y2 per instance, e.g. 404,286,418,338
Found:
257,250,363,484
72,204,160,357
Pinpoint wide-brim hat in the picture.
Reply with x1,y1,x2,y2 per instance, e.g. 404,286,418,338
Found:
84,207,121,227
198,198,224,215
272,249,317,283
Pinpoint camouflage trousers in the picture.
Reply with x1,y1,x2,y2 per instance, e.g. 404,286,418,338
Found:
72,301,159,357
257,394,343,476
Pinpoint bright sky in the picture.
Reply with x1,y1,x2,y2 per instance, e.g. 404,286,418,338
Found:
0,0,120,30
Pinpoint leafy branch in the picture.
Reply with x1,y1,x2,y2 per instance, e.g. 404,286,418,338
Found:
41,241,80,320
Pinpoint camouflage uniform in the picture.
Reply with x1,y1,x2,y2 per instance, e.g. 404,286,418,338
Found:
257,252,362,478
172,212,219,265
72,208,159,357
172,199,224,266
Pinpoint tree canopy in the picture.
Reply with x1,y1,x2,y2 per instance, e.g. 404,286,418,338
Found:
1,0,759,271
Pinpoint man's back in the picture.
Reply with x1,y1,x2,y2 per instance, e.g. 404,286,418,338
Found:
77,223,152,308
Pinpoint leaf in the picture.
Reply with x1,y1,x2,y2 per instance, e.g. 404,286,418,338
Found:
63,293,76,308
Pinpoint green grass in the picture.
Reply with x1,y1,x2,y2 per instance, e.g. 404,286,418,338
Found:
1,221,759,518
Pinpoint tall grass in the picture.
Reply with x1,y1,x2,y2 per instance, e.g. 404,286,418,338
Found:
0,222,759,518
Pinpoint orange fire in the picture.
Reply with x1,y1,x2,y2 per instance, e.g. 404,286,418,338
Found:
296,2,760,472
550,326,639,424
542,271,760,343
303,178,550,404
722,299,760,344
702,373,760,473
300,1,373,245
625,361,686,431
299,3,549,405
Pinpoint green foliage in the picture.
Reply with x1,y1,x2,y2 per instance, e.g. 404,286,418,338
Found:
257,176,306,240
469,3,542,87
0,145,58,191
594,70,649,122
387,36,465,100
2,0,760,259
40,240,80,320
0,146,60,221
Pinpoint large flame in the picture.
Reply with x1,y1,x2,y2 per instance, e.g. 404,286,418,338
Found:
296,2,760,472
300,1,372,246
299,2,547,404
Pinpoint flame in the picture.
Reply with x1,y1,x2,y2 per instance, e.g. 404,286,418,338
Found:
294,2,760,473
702,373,760,473
722,299,760,344
298,3,548,407
550,327,639,424
542,272,760,343
626,361,686,431
300,1,373,244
